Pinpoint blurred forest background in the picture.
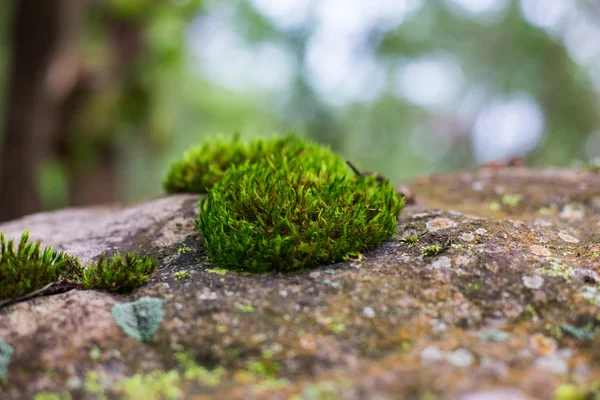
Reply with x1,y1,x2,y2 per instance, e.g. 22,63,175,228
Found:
1,0,600,222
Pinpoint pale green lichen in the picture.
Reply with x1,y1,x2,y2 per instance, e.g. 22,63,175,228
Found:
175,352,225,386
118,370,182,400
111,297,165,341
206,267,228,275
173,271,189,280
421,245,442,257
501,193,521,207
234,302,255,313
176,244,191,255
34,393,72,400
0,339,13,380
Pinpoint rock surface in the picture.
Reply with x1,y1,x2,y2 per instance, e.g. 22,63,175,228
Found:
1,167,600,399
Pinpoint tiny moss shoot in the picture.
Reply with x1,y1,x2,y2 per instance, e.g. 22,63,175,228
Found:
80,252,156,293
0,232,79,301
198,137,403,273
400,235,419,247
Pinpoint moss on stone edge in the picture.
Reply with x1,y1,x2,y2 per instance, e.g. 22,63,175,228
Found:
0,231,79,300
0,232,156,302
197,142,404,273
163,134,348,194
80,252,156,293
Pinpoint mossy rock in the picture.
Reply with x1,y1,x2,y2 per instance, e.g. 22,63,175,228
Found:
4,167,600,399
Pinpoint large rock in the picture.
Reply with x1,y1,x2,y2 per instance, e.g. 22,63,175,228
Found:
1,167,600,399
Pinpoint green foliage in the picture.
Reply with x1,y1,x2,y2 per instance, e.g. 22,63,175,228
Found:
0,232,80,300
79,252,156,293
163,135,348,194
197,139,403,273
0,339,13,380
111,296,165,341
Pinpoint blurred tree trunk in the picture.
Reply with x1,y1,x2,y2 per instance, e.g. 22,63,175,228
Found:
0,0,86,222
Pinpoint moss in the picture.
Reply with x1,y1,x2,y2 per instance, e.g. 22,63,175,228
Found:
0,231,80,301
400,235,419,247
163,134,346,194
111,297,165,341
197,140,403,273
79,252,156,293
0,231,158,302
245,350,280,379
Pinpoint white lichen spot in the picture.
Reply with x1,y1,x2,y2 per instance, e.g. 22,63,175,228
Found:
522,275,544,290
472,181,485,192
559,204,584,220
426,217,457,232
299,336,317,351
420,346,444,364
475,228,487,235
447,348,475,368
533,355,568,375
530,245,551,257
460,233,475,242
430,256,452,269
558,231,579,244
454,255,473,267
362,306,376,319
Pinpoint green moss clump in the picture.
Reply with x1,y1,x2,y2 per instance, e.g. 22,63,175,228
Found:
0,232,80,300
163,134,348,194
80,252,156,293
198,143,403,273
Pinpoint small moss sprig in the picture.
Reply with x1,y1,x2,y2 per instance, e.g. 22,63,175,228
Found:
80,252,157,293
0,231,158,304
0,232,79,300
198,147,403,273
163,134,349,194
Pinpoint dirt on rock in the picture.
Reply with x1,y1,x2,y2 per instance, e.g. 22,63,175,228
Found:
2,167,600,399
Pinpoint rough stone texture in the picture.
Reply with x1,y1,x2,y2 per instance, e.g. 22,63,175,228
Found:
1,167,600,399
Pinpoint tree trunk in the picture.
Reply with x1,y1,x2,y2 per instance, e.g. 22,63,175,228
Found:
0,0,85,222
